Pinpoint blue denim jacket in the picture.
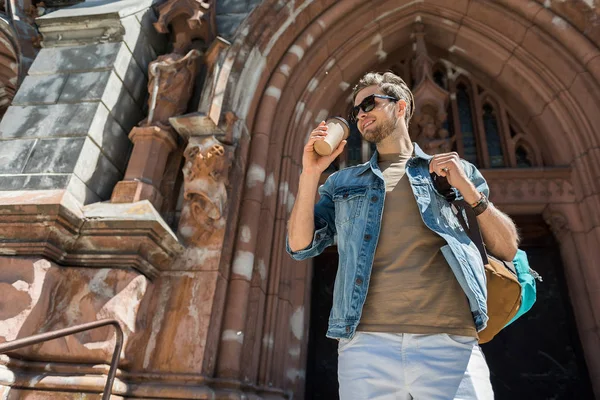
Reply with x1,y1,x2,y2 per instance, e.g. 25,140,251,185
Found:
286,144,491,339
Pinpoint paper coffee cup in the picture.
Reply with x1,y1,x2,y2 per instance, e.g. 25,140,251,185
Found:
314,117,350,156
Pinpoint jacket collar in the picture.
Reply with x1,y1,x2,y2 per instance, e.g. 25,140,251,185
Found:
355,142,432,175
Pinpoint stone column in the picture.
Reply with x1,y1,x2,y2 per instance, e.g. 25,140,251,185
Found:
0,0,165,204
543,203,600,397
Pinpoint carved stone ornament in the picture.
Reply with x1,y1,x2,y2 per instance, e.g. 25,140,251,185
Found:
543,209,570,239
414,112,455,155
410,22,452,153
144,49,201,129
154,0,215,53
180,136,233,244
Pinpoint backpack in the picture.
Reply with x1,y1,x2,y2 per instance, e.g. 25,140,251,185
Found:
431,173,542,342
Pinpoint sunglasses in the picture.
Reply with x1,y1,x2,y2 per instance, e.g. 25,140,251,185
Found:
350,94,399,124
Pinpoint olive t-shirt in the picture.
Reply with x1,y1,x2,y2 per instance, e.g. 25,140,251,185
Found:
357,152,477,337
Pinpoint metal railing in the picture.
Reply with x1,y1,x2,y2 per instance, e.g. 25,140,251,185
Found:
0,319,123,400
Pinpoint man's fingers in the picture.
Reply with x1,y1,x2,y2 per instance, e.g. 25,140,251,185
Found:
304,137,322,151
333,140,347,156
321,140,346,162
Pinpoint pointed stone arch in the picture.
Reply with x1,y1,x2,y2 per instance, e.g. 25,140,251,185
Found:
204,1,600,397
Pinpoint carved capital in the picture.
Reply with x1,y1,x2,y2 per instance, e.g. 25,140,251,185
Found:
179,136,234,245
154,0,215,53
543,209,570,239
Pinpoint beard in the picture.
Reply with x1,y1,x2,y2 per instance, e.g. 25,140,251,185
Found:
361,116,397,144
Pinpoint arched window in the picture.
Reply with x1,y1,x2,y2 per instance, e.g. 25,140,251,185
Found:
433,69,447,90
335,59,541,170
515,141,535,168
482,103,505,168
456,83,478,166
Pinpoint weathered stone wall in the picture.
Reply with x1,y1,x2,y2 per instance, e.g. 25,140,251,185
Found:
0,1,167,204
216,0,262,41
0,257,148,365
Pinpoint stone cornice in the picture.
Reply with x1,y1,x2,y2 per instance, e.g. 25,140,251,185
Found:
0,190,183,279
34,0,162,47
483,167,575,205
319,166,574,213
35,14,125,47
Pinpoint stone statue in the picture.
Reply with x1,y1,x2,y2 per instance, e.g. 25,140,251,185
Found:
416,114,455,155
143,49,201,129
180,136,232,244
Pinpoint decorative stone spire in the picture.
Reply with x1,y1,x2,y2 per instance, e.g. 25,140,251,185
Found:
410,22,453,155
413,21,434,86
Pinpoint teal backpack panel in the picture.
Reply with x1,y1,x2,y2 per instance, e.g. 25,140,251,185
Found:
505,249,541,327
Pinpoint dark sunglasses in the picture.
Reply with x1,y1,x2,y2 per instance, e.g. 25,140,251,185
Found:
350,94,399,123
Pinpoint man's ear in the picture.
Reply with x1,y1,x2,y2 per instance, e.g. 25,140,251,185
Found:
396,99,407,118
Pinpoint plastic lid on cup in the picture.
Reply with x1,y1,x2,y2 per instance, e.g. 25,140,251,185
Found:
326,116,350,129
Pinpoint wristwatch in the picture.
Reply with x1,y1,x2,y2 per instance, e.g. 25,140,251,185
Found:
471,192,489,216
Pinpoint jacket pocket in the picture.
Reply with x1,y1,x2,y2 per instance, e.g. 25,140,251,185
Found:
333,186,367,226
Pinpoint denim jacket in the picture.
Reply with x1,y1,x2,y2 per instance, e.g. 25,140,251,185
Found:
286,144,491,339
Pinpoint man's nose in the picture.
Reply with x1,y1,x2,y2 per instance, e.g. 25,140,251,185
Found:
356,108,367,120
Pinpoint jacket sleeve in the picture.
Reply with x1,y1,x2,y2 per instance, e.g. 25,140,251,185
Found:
461,160,490,199
286,174,337,260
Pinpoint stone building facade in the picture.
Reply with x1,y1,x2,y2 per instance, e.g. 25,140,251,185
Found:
0,0,599,399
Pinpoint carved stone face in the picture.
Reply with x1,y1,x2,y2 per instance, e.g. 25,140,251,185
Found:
423,122,437,138
181,137,232,242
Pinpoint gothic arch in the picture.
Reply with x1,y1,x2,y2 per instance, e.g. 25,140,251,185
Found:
207,1,600,396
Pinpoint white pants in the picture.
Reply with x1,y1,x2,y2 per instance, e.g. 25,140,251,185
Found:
338,332,493,400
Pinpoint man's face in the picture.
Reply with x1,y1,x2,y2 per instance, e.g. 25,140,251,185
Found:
353,85,398,144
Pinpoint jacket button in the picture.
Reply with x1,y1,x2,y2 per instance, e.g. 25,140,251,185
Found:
371,196,378,202
355,277,363,285
316,233,322,240
364,234,371,241
345,326,351,333
343,193,349,199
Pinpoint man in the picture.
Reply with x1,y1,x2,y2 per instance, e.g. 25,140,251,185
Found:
286,72,519,399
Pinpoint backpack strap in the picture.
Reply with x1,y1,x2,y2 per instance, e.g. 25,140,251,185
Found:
430,172,488,265
450,199,489,266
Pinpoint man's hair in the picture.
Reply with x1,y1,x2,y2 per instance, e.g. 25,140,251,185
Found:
352,72,415,127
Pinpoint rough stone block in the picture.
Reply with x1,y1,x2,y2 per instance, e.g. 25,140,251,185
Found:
0,103,98,140
88,104,132,172
0,257,148,363
121,15,158,74
113,42,148,106
216,0,253,15
59,70,143,132
11,74,68,106
134,7,167,55
23,137,86,174
216,14,248,41
0,174,70,190
73,137,123,200
67,172,102,204
100,72,144,131
58,70,113,102
0,139,35,174
248,0,263,8
28,43,122,75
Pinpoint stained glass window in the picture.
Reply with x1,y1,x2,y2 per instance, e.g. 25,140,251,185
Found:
483,103,505,167
456,84,478,166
